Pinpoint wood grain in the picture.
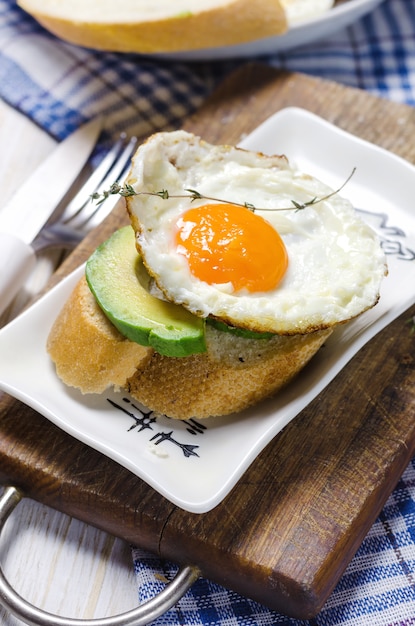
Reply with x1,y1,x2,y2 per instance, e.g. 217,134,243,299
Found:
1,64,415,619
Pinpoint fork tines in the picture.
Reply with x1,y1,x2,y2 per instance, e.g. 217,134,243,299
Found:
61,133,138,230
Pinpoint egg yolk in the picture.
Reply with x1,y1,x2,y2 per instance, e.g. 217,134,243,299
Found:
175,203,288,293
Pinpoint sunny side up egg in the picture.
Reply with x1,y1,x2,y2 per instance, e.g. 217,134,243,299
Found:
126,130,387,336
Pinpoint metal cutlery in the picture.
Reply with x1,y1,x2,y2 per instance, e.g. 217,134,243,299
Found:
33,133,137,252
0,118,102,316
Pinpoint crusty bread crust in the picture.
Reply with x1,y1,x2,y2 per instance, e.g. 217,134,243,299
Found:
47,275,331,418
47,276,152,394
17,0,288,53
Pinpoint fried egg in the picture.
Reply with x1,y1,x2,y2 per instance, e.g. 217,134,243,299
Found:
126,130,386,335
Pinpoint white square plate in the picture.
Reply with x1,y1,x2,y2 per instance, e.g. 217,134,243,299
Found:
1,107,414,513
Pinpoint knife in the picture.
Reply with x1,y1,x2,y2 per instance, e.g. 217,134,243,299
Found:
0,117,102,316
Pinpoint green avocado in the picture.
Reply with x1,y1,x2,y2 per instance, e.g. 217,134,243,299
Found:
85,226,206,357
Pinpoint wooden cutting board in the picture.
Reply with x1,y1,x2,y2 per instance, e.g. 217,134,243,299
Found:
1,64,415,620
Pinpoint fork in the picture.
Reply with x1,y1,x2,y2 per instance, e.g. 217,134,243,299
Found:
32,133,138,252
0,133,138,326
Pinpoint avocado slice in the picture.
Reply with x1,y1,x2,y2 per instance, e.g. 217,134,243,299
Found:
85,226,206,357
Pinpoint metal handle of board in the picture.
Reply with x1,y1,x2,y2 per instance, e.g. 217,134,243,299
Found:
0,486,201,626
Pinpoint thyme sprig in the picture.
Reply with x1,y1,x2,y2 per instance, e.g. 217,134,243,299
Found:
91,167,356,213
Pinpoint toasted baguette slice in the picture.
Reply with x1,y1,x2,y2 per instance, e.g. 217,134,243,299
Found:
126,323,332,419
47,276,152,394
17,0,289,54
47,275,331,419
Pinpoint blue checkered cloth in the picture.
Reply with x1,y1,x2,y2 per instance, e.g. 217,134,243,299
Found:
1,0,415,143
2,0,415,623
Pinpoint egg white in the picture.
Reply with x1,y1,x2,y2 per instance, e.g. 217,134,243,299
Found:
126,130,386,335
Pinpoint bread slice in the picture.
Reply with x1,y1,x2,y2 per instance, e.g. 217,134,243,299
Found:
47,274,331,418
47,276,152,394
126,324,332,419
17,0,289,54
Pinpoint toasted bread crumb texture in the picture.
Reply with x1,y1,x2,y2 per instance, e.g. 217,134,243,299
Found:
47,276,152,394
17,0,288,53
126,325,332,419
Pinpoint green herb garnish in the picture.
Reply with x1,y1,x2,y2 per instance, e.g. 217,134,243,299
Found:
92,168,356,213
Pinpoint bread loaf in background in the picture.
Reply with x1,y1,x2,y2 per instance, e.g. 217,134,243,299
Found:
17,0,334,54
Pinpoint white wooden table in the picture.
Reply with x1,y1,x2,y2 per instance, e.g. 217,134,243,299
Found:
0,100,139,624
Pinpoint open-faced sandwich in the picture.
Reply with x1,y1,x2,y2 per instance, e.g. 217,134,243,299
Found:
47,130,387,419
17,0,334,54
